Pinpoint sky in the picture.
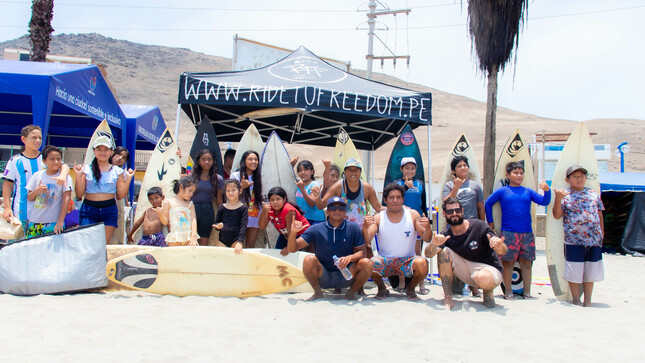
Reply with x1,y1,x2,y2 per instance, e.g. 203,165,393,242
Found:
1,0,644,122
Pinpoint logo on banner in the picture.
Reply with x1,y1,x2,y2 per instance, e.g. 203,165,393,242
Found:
152,115,158,131
88,71,97,96
506,134,524,157
202,133,209,146
453,135,470,156
268,55,347,84
158,131,173,153
400,132,414,146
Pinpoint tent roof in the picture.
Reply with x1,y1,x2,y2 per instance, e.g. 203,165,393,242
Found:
600,172,645,192
122,104,166,150
178,46,432,150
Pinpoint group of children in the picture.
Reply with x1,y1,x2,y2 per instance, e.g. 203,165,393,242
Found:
2,124,603,306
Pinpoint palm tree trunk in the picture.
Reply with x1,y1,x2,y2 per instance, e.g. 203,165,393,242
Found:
483,65,498,197
29,0,55,62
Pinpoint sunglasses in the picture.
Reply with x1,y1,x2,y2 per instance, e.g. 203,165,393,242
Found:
327,205,345,212
445,208,463,215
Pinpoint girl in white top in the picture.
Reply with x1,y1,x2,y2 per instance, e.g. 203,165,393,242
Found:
158,176,198,247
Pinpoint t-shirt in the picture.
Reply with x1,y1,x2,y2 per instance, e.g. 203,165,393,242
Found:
268,203,310,238
82,164,124,194
485,185,551,233
442,179,484,219
2,153,45,220
440,219,503,273
192,176,224,204
214,204,248,244
395,178,424,215
295,180,325,222
560,188,605,247
300,220,365,271
26,169,73,224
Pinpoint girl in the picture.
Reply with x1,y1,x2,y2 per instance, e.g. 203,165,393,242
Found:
159,176,198,247
230,150,263,248
295,160,325,226
259,187,310,255
213,179,248,254
109,146,129,168
25,146,73,237
74,135,135,244
191,149,224,246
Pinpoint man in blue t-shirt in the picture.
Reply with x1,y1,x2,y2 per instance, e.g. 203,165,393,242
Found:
287,196,373,301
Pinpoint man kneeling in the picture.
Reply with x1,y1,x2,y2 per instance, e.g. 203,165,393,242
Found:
425,197,507,309
288,197,373,300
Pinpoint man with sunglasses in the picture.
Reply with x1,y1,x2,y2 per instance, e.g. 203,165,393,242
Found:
287,196,373,301
425,197,507,309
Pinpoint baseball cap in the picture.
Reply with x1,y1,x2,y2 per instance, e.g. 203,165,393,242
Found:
400,157,417,167
344,158,362,170
326,196,347,207
93,135,114,150
566,165,588,178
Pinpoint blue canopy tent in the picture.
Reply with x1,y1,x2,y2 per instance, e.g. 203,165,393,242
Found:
600,172,645,254
0,60,127,151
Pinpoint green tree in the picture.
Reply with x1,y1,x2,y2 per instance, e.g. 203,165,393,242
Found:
466,0,528,195
29,0,55,62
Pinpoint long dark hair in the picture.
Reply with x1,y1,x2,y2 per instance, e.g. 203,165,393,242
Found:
109,146,129,167
191,149,220,196
296,160,315,181
91,157,102,185
239,150,262,210
267,187,304,215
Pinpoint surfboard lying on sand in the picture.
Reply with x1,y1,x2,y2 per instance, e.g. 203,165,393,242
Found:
232,124,263,172
106,246,307,297
333,127,367,181
545,122,599,301
247,249,314,293
383,124,426,214
187,116,223,177
438,134,481,233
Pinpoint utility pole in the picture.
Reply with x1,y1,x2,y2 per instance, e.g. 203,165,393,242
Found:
365,0,411,79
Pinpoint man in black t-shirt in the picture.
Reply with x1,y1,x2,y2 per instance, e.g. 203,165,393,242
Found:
425,197,507,309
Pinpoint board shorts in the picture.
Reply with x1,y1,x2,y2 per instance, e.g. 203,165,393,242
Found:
26,221,61,238
194,202,215,239
138,231,166,247
500,231,535,261
371,256,415,278
79,199,118,228
319,263,354,289
564,244,604,283
442,247,503,287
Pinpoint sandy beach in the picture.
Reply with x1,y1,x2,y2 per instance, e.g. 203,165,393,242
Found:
1,247,643,362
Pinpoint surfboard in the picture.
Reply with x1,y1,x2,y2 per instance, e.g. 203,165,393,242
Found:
438,134,482,233
106,246,307,297
187,116,223,177
83,119,114,165
332,127,367,182
247,249,314,293
232,124,263,173
132,129,181,243
383,124,427,214
260,132,297,248
545,122,599,301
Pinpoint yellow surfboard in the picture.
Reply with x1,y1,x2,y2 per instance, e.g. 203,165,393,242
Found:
332,127,367,181
106,246,307,297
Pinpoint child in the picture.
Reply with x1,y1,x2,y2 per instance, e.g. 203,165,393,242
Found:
25,146,73,237
2,125,70,233
321,159,341,197
552,165,604,307
127,187,166,247
295,160,325,225
159,177,198,247
222,148,236,179
191,149,224,246
442,155,485,220
109,146,129,168
485,161,551,299
213,179,248,254
259,187,310,255
74,135,135,244
230,150,263,248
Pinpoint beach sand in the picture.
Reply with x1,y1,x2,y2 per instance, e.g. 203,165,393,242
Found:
1,249,643,362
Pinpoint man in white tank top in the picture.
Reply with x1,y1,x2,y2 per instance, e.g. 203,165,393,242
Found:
363,183,433,300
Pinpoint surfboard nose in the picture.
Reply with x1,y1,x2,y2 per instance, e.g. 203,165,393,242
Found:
112,254,159,289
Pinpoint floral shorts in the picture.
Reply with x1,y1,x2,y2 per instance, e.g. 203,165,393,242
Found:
26,222,60,238
500,231,535,261
371,256,415,278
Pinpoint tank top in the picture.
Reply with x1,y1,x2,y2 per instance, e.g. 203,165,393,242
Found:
340,178,369,227
166,201,194,242
376,208,417,258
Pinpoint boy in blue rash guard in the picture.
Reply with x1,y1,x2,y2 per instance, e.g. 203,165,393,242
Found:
485,161,551,299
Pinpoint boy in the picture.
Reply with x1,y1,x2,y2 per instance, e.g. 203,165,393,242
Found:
127,187,166,247
2,125,70,233
552,165,604,307
485,161,551,299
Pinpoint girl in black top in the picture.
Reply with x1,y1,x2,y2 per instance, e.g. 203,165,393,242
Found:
213,179,248,254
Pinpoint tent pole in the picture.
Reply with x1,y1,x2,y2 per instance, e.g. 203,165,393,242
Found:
426,124,433,280
175,104,181,139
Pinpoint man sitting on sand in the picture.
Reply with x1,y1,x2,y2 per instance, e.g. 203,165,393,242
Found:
363,183,431,301
287,197,373,301
425,197,507,309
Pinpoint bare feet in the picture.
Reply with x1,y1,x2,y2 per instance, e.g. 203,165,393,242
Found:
521,293,535,299
375,288,390,300
357,287,367,296
470,286,482,297
482,290,495,308
306,291,324,301
345,289,358,300
573,299,583,306
504,293,517,300
333,289,342,294
443,298,455,310
406,286,419,301
583,301,591,307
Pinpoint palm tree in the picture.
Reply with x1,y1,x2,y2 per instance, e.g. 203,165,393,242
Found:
28,0,55,62
466,0,528,196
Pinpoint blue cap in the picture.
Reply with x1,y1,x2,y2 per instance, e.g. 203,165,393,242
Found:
327,196,347,207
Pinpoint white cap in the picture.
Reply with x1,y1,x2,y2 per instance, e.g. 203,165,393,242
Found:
400,157,417,167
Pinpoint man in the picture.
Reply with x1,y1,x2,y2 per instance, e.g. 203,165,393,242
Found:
287,196,373,301
425,197,507,309
363,183,431,301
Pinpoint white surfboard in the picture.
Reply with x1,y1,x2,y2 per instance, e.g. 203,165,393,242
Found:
106,246,307,297
260,132,296,249
132,129,181,242
545,122,599,301
438,134,482,233
247,249,314,293
232,124,263,173
491,130,538,235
